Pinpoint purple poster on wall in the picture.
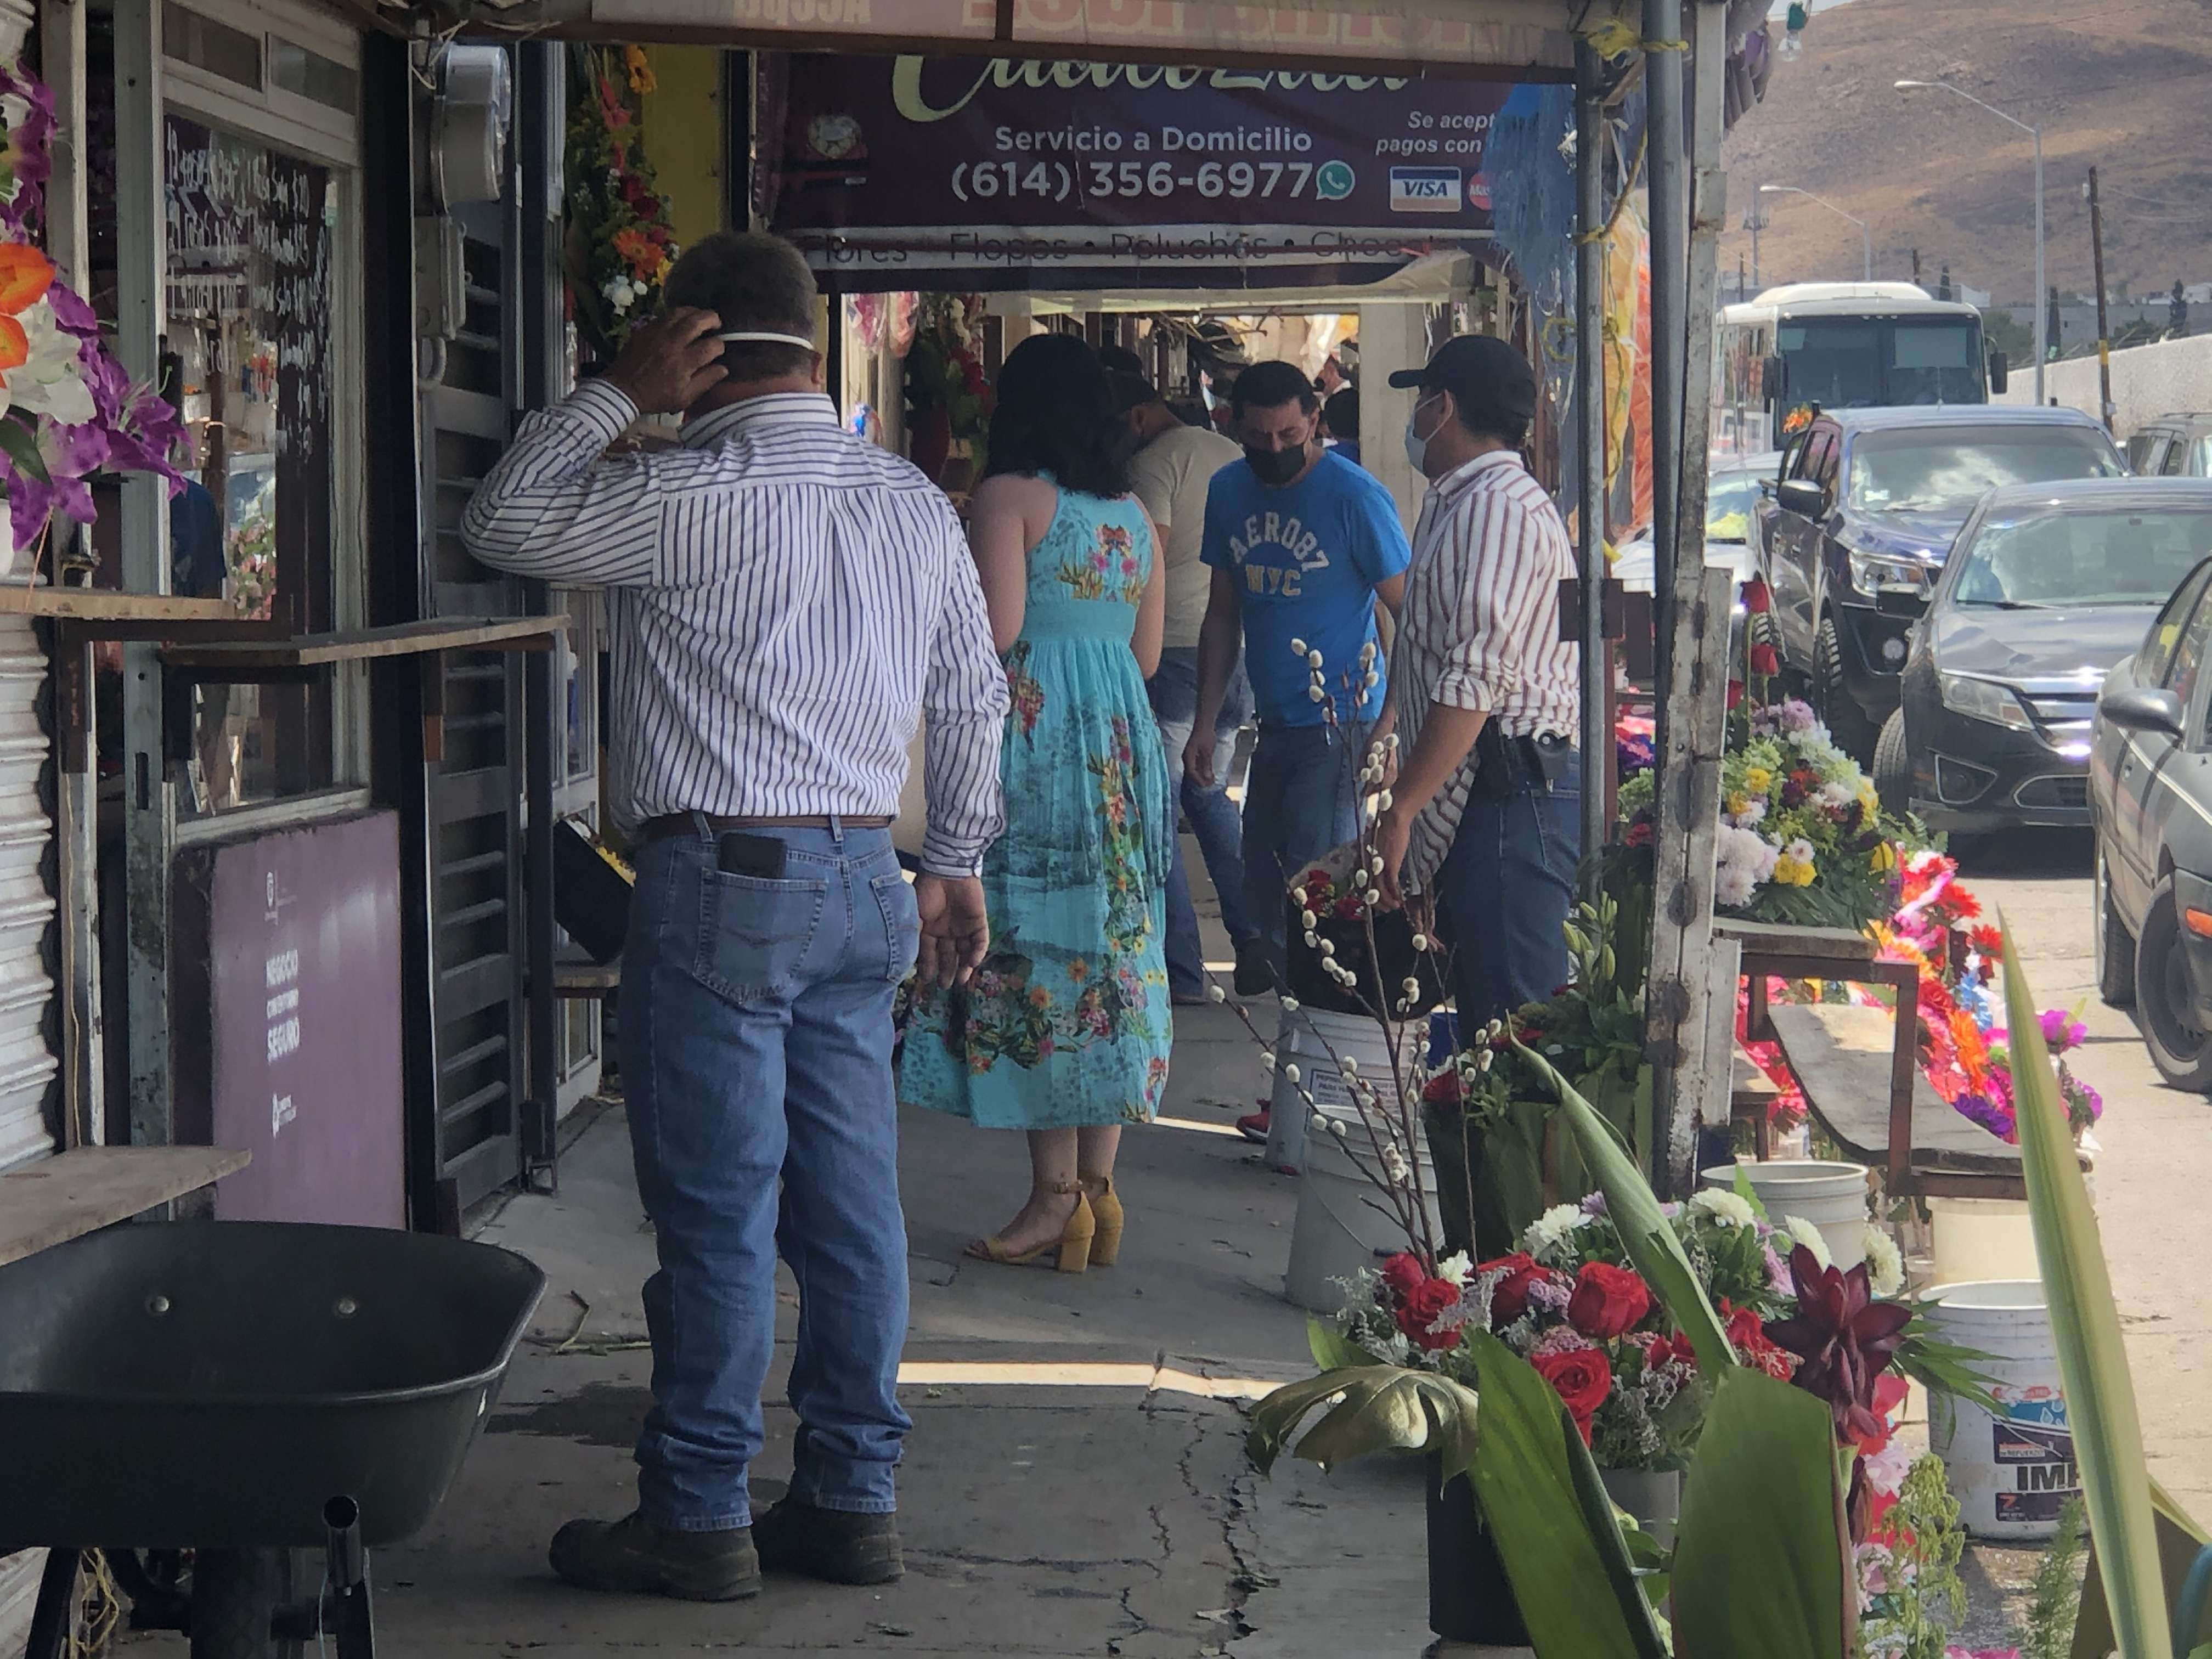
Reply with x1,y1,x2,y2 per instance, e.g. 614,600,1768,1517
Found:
754,53,1510,290
173,811,407,1228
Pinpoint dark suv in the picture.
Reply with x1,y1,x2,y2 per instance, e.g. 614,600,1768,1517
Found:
1757,405,2126,759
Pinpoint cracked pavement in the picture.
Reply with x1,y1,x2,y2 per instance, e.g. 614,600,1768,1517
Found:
198,999,1434,1659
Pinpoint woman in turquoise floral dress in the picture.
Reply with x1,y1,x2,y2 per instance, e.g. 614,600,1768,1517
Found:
900,333,1172,1273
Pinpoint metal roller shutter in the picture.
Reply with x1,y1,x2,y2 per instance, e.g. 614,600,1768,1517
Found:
0,617,58,1171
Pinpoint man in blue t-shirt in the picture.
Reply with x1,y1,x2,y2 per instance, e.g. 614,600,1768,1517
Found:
1187,359,1411,1003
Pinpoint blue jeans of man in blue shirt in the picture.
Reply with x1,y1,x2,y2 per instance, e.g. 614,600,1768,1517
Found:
1244,718,1372,984
1432,742,1583,1024
620,819,917,1532
1148,647,1255,994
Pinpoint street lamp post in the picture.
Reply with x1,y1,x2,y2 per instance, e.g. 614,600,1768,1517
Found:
1758,184,1872,283
1895,79,2045,404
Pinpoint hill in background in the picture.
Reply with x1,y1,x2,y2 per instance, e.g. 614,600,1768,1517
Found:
1718,0,2212,309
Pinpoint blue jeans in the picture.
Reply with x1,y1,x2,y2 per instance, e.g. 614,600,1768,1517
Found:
1244,719,1369,982
1149,648,1255,993
621,819,917,1530
1433,746,1583,1025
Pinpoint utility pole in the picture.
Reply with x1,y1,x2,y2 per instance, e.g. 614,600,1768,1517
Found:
1911,246,1921,291
2086,166,2115,428
1742,185,1766,292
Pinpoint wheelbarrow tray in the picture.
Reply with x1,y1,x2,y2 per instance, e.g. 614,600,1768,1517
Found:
0,1220,544,1551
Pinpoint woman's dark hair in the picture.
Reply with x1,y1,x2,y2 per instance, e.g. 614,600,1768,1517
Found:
985,333,1132,498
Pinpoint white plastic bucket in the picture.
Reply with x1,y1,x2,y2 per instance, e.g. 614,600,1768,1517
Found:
1929,1198,2039,1285
1929,1178,2097,1286
1266,1006,1421,1175
1263,1006,1315,1173
1923,1279,2075,1541
1700,1160,1871,1271
1284,1114,1441,1313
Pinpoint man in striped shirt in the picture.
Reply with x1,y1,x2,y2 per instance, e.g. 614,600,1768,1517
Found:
1373,335,1582,1024
462,233,1007,1604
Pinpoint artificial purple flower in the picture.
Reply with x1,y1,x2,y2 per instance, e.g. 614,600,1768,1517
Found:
1765,1246,1913,1446
1953,1092,2016,1143
43,282,99,340
2039,1008,2087,1054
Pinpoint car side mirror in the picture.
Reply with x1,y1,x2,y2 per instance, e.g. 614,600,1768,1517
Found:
1776,477,1827,518
1988,351,2010,395
1875,586,1928,619
2100,685,2185,737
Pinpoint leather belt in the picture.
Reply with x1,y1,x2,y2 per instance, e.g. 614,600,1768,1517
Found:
634,812,895,846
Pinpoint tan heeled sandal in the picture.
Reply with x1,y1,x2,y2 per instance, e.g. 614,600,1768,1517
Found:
965,1182,1094,1273
1080,1173,1123,1268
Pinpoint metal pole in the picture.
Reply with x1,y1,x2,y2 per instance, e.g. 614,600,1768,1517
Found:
1576,47,1609,890
2088,166,2114,427
1861,222,1872,283
2033,126,2047,403
1646,0,1686,761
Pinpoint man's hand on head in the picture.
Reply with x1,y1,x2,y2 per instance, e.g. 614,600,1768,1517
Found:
605,308,729,417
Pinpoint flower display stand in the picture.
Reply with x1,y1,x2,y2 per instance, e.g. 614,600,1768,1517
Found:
1598,1466,1681,1547
1425,1460,1528,1649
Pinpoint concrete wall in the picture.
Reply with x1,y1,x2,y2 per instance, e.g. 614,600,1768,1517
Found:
1992,332,2212,438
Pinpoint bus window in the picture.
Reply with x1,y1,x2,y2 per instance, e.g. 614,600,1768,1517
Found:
1774,316,1986,408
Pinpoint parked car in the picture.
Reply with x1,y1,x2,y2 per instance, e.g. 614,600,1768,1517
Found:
1756,406,2127,759
1612,451,1778,598
2090,535,2212,1088
2124,413,2212,479
1877,479,2212,845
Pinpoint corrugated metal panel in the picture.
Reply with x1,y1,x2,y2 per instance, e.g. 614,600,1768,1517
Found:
0,1550,48,1653
0,623,57,1171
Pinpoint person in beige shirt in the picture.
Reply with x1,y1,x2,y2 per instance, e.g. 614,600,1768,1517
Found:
1113,374,1258,1000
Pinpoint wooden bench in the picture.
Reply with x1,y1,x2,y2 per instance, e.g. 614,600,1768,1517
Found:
1731,1047,1782,1159
0,1145,251,1269
1764,1002,2084,1199
1719,918,1920,1187
550,948,620,1002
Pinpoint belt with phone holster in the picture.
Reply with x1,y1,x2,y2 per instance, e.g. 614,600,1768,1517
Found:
1470,725,1575,800
633,811,896,882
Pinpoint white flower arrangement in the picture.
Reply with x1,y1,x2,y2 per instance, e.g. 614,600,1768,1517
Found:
1782,1214,1833,1269
1523,1201,1590,1262
1689,1188,1758,1230
1860,1225,1906,1299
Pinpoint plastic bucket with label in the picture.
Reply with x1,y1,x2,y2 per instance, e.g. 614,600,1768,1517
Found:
1265,1007,1421,1175
1923,1279,2075,1541
1284,1111,1439,1313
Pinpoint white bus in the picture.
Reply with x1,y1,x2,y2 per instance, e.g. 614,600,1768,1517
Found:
1712,282,2007,455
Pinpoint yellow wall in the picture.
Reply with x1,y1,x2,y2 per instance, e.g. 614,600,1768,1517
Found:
636,48,731,252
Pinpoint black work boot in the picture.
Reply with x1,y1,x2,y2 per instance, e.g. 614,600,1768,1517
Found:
1233,938,1279,998
549,1511,761,1601
752,1496,904,1585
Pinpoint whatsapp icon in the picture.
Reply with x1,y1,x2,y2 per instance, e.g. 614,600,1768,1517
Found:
1315,160,1356,201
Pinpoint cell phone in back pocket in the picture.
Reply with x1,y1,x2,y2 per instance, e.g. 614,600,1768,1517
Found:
716,832,787,879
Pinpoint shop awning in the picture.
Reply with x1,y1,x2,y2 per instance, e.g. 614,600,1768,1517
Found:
462,0,1603,78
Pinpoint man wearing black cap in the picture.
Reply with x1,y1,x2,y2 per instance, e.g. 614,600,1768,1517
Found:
1373,335,1581,1025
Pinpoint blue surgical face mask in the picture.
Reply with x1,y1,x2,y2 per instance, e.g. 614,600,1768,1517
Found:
1403,393,1445,474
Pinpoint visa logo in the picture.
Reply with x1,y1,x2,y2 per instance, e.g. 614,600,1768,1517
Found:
1390,167,1463,213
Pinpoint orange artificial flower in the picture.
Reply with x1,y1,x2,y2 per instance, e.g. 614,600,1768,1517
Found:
0,313,27,375
0,245,54,315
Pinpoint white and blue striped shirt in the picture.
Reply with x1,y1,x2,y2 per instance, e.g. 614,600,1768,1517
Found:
461,380,1008,876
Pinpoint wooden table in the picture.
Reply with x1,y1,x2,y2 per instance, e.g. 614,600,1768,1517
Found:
1720,918,1920,1192
1764,1003,2085,1198
0,1145,249,1269
1730,1047,1782,1159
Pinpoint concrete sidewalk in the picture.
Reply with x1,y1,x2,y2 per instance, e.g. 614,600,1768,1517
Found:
359,997,1438,1659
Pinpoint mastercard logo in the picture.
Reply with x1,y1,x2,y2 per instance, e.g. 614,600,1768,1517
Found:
1467,174,1492,210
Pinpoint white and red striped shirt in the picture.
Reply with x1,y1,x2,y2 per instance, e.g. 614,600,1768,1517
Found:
1393,449,1580,893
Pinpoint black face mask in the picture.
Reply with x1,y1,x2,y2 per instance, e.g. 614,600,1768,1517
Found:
1244,441,1309,486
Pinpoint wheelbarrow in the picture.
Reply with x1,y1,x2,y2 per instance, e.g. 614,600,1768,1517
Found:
0,1220,545,1659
